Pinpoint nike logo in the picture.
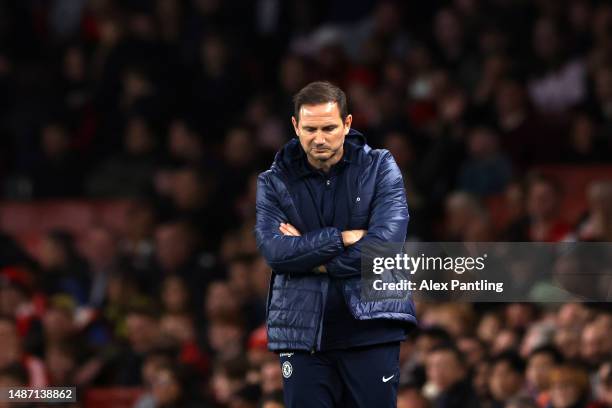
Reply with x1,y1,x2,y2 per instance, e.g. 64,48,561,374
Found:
382,375,394,383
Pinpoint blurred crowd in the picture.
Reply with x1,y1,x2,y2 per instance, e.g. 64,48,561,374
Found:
1,0,612,407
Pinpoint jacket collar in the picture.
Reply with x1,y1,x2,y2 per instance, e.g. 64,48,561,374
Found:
275,129,369,181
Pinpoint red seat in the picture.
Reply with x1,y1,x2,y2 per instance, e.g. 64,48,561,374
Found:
84,387,144,408
0,200,132,235
532,165,612,224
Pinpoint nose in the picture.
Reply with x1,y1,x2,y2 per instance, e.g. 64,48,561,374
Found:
313,132,326,145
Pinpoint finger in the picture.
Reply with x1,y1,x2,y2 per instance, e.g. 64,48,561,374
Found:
285,223,301,236
280,225,297,236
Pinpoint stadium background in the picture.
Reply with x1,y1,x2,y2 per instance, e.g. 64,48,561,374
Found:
1,0,612,407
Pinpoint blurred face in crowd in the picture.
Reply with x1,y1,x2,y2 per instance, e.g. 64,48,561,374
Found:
533,18,560,62
38,235,68,270
171,168,208,210
83,227,117,269
383,132,414,170
492,329,519,355
160,313,195,344
142,354,172,387
445,192,482,238
125,201,156,241
280,55,306,94
292,102,352,171
426,349,466,392
161,275,189,313
155,223,193,271
506,304,536,331
473,360,490,398
477,313,502,344
224,127,254,168
571,114,594,154
200,35,227,76
549,367,588,408
555,327,581,360
526,352,556,392
489,360,523,402
63,47,85,82
457,337,486,368
45,346,76,385
205,282,240,319
397,387,429,408
0,284,26,316
557,303,590,328
260,359,283,394
169,120,202,162
595,67,612,103
434,8,463,50
527,180,560,221
468,127,498,159
125,313,159,353
43,307,74,342
41,124,69,159
495,80,526,118
581,322,611,366
152,367,181,405
0,320,20,369
208,321,244,358
228,260,251,300
262,402,284,408
597,363,612,405
125,117,154,155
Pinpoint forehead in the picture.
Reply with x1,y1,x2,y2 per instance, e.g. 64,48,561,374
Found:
297,102,342,124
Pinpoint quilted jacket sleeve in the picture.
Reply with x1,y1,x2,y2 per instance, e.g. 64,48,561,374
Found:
255,172,345,274
325,150,409,278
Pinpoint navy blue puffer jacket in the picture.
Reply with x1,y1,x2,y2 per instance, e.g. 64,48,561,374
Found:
255,129,417,352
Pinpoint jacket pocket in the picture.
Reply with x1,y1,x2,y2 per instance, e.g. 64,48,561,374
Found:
267,287,322,330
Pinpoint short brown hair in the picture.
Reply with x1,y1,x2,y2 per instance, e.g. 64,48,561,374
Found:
293,81,348,122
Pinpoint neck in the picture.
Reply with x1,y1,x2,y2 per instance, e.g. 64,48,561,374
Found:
308,145,344,173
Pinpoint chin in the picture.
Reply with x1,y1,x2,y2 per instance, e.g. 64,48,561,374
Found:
311,153,332,161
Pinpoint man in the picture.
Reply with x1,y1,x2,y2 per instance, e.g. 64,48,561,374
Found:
255,81,417,407
424,345,480,408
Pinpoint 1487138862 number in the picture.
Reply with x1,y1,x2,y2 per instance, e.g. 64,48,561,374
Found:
4,387,75,402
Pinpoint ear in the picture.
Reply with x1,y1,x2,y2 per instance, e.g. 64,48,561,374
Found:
291,116,299,137
344,114,353,135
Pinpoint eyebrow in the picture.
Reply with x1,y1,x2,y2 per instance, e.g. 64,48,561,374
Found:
302,124,338,129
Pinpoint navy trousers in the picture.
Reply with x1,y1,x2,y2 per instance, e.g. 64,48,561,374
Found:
279,342,401,408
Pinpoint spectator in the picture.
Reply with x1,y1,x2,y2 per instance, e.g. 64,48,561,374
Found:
488,351,526,407
547,364,597,408
457,126,512,196
424,345,480,408
504,174,572,242
113,305,163,386
37,230,90,304
29,122,84,198
0,317,47,387
525,345,564,405
87,116,159,197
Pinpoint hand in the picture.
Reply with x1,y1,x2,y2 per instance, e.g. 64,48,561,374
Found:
279,222,301,236
341,229,367,246
313,265,327,274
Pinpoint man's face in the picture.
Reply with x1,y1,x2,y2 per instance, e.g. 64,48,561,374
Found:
292,102,352,167
426,350,465,392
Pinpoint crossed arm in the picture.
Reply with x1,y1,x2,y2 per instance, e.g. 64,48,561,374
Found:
278,222,366,273
255,152,409,279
